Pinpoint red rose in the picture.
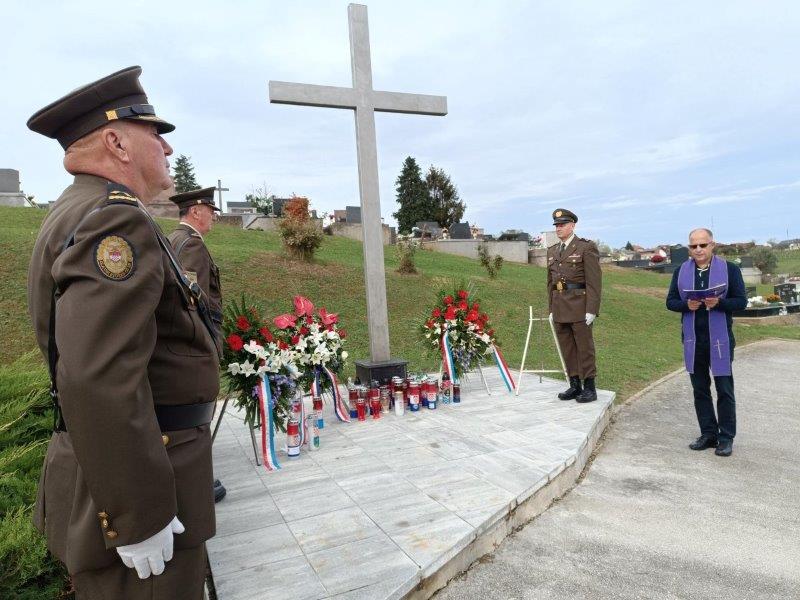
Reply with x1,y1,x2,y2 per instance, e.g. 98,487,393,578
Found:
444,305,457,320
326,324,334,332
458,300,468,311
432,308,442,318
305,315,314,324
226,334,244,352
293,295,314,317
300,326,310,335
443,295,454,305
291,335,300,345
339,329,347,339
236,316,250,331
273,313,297,329
259,327,274,343
466,310,479,322
458,290,468,299
278,341,288,350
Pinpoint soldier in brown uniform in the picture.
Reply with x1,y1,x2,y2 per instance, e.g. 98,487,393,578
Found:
547,209,602,403
167,188,226,503
26,66,219,599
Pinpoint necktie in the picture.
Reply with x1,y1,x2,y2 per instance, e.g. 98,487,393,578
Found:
560,243,565,253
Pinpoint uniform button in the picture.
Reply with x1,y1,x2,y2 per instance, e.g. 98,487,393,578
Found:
162,435,169,446
101,519,109,529
106,530,118,539
97,511,108,519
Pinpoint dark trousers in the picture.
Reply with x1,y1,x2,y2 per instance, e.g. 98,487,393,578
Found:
72,544,206,600
690,342,736,441
554,320,596,379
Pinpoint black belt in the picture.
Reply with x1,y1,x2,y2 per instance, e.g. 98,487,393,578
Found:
56,402,216,433
553,283,586,290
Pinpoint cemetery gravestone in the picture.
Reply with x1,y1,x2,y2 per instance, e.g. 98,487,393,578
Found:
0,169,28,207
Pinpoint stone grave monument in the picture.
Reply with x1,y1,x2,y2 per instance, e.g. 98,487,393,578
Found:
0,169,29,207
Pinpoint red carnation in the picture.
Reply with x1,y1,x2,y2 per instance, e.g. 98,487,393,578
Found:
443,295,454,305
278,341,288,350
425,319,434,328
432,308,442,318
444,305,457,320
466,310,479,322
458,290,468,299
259,327,274,343
300,326,310,335
480,313,489,323
339,329,347,339
458,300,468,311
236,316,250,331
471,302,480,311
305,315,314,324
226,334,244,352
291,335,300,345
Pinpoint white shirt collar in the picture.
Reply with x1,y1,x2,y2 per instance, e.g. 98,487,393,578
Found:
179,221,203,239
560,234,575,249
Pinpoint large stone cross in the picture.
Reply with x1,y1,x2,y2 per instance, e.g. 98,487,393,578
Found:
215,179,229,212
269,3,447,363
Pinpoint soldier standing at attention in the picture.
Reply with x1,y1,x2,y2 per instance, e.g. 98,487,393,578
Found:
168,187,226,502
547,209,602,403
27,66,219,599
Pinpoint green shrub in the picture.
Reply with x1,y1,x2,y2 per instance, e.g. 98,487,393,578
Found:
278,197,323,262
478,243,504,279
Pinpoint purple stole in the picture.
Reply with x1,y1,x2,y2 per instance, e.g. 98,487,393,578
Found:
677,256,731,376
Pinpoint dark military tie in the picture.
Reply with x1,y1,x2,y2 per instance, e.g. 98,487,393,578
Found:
560,242,565,254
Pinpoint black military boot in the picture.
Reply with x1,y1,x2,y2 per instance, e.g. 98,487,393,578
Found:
558,376,582,400
214,479,227,503
576,377,597,403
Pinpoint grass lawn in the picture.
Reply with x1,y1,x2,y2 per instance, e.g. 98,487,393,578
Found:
2,205,799,597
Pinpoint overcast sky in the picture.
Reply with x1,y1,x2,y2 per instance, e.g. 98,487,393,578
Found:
2,1,798,247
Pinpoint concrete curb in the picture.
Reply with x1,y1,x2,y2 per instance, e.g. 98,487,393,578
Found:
404,397,614,600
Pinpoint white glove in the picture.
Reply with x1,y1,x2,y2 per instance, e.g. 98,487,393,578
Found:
549,312,554,324
116,516,184,579
585,313,596,326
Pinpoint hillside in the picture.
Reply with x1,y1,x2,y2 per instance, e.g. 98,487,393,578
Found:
1,206,798,400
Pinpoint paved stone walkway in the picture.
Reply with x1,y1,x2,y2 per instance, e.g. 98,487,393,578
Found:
207,370,614,599
436,340,800,600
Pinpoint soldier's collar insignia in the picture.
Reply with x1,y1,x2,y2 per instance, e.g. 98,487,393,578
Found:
106,182,139,204
95,235,135,281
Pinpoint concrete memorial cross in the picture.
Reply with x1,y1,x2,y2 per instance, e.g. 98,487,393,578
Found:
215,179,229,212
269,3,447,370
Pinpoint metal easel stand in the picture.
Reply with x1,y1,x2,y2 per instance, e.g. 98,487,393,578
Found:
438,360,492,395
210,395,262,466
516,306,568,396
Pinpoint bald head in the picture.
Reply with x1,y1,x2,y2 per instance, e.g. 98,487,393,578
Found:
688,228,715,267
689,228,714,240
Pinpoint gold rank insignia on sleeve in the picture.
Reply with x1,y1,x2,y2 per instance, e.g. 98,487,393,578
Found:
95,235,135,281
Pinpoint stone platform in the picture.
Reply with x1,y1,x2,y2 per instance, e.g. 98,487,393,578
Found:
207,371,614,599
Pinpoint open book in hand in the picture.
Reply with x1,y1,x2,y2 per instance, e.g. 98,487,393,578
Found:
683,283,727,300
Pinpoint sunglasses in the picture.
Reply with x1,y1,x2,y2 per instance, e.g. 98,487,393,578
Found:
688,243,710,249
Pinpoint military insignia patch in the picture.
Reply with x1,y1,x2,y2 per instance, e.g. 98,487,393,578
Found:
555,210,563,217
95,235,135,281
185,271,198,284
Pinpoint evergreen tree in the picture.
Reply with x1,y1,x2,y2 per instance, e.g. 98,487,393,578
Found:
172,155,200,193
426,166,465,229
392,156,430,233
625,241,634,251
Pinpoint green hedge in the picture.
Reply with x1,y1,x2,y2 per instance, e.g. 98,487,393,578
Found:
0,353,70,599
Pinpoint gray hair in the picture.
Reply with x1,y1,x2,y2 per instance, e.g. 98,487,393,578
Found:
689,228,714,239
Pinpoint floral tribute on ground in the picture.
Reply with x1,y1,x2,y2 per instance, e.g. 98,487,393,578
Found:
222,295,349,471
421,284,516,392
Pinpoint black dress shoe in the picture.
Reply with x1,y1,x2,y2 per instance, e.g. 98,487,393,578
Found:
575,377,597,403
558,376,582,400
214,480,227,503
715,439,733,457
689,435,718,450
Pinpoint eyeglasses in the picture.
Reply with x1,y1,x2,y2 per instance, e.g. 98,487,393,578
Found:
688,243,710,249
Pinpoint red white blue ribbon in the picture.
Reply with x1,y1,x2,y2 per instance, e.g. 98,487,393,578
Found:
256,375,281,472
440,325,460,384
491,344,516,392
323,366,350,422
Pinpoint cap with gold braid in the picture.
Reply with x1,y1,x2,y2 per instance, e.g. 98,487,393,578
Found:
169,187,220,212
27,66,175,150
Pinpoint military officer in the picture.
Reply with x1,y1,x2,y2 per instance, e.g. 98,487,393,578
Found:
547,208,602,403
167,187,226,502
27,66,219,599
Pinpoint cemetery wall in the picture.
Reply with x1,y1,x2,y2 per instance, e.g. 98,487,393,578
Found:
430,239,530,264
329,221,395,245
243,215,323,232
